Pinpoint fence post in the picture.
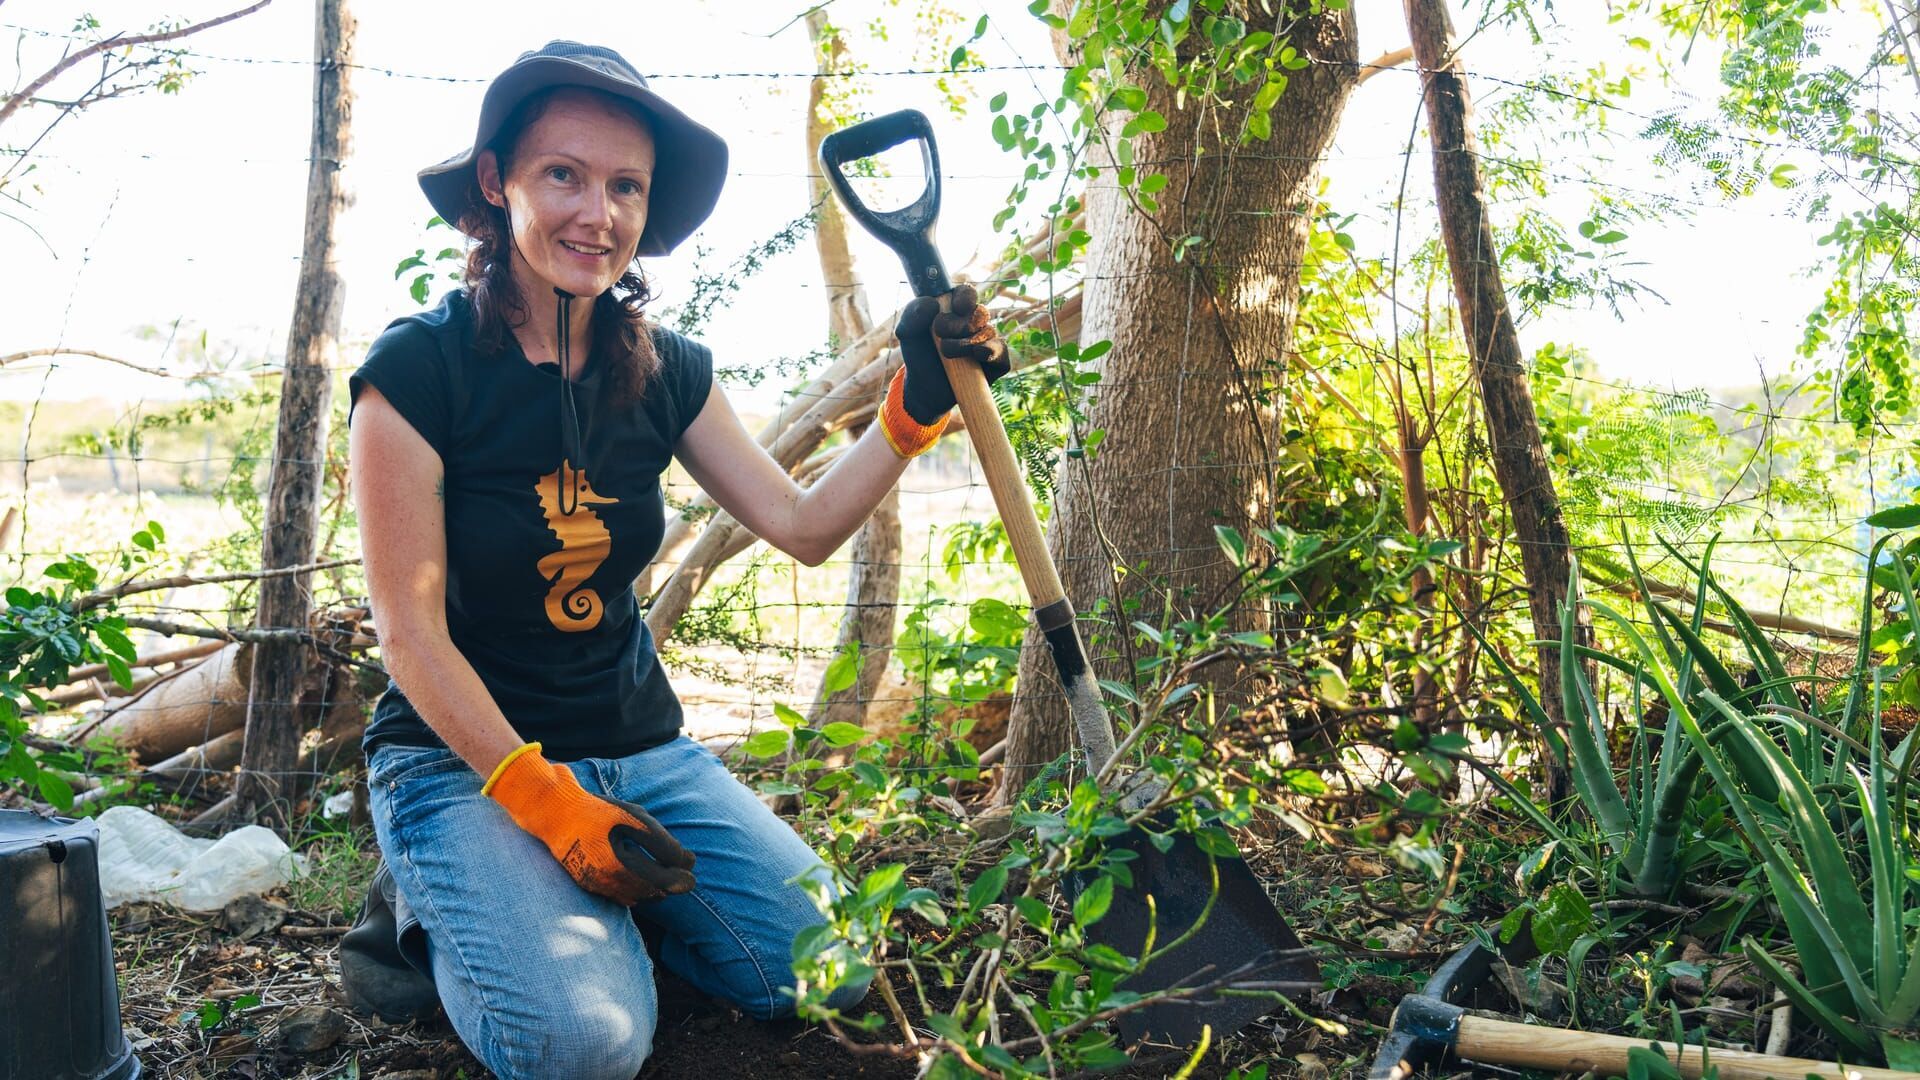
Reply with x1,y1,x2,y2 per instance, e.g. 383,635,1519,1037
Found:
226,0,353,828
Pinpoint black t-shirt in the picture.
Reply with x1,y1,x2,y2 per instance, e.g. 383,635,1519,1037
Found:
348,289,712,761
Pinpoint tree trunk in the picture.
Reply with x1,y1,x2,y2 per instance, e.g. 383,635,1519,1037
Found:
1403,0,1583,799
803,9,899,733
1000,3,1359,801
228,0,352,828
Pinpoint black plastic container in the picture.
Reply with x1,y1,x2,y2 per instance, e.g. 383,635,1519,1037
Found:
1,810,140,1080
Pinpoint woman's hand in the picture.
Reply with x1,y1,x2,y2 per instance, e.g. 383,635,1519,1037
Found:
893,283,1011,425
485,743,697,905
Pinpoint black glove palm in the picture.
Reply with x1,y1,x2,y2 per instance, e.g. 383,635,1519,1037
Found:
894,283,1012,425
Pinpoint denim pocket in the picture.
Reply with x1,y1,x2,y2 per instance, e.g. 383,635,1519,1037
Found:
369,743,463,788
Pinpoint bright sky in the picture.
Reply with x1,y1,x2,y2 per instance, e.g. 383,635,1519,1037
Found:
0,0,1880,406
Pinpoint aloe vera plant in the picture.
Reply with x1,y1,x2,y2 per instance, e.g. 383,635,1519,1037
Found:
1471,539,1796,897
1596,532,1920,1069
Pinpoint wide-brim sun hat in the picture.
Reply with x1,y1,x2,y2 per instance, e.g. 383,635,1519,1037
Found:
418,40,728,258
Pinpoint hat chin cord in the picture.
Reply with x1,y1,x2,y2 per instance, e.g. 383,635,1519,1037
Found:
496,190,590,517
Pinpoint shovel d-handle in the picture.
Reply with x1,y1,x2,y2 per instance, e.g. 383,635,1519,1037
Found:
818,109,950,298
821,109,1121,773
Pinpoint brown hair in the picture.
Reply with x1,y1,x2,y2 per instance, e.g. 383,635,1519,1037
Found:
457,87,659,408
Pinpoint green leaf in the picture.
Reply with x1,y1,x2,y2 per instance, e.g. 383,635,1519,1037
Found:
773,702,805,728
740,729,791,758
989,91,1008,112
967,865,1008,911
1206,16,1245,47
858,863,907,908
1120,110,1168,138
823,645,861,694
820,721,866,748
1529,884,1594,956
1214,525,1247,566
1084,943,1134,972
1867,504,1920,529
94,622,137,662
1072,874,1114,927
1194,827,1239,858
1168,0,1192,23
36,769,74,812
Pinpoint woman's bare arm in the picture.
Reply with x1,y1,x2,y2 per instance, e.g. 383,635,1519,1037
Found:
350,385,524,777
672,380,918,567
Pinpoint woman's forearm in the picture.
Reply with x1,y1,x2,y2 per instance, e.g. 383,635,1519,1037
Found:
380,626,526,779
780,422,919,565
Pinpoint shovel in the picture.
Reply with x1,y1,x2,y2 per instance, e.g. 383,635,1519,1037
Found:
821,109,1317,1047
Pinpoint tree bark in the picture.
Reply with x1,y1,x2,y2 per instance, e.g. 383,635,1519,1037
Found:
803,8,898,733
1403,0,1583,797
1000,2,1360,801
230,0,351,827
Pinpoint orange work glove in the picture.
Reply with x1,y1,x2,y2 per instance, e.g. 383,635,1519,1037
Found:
483,743,697,905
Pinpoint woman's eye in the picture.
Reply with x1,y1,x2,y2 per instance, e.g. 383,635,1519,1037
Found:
617,179,645,197
546,166,572,183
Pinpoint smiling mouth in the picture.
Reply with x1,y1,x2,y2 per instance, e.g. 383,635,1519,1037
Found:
560,240,611,257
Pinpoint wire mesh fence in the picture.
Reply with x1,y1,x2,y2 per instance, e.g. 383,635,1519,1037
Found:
4,10,1915,828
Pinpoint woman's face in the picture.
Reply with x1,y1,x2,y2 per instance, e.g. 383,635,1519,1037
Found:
478,89,657,302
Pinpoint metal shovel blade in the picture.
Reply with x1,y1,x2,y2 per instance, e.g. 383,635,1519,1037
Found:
1070,817,1316,1047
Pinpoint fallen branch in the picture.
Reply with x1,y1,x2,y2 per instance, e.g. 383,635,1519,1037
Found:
45,639,226,689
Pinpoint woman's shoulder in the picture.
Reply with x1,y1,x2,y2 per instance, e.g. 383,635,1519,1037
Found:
379,289,473,349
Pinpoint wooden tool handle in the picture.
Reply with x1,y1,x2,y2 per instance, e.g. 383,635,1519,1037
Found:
940,345,1064,610
935,311,1118,771
1457,1014,1911,1080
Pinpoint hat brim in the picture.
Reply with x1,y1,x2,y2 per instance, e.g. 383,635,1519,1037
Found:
418,54,727,258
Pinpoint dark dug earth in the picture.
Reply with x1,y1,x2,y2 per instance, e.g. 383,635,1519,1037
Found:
110,841,1410,1080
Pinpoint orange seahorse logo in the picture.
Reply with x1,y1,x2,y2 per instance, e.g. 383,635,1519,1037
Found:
535,460,619,632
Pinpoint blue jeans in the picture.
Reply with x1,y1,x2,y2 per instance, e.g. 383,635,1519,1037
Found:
368,735,871,1080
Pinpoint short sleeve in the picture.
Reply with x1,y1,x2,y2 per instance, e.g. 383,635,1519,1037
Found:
349,321,451,458
653,326,714,441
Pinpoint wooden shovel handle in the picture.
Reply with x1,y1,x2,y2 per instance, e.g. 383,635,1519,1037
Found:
939,346,1065,611
1457,1014,1911,1080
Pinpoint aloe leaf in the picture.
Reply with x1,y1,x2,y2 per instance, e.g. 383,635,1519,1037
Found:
1461,611,1563,762
1652,602,1748,704
1839,537,1894,740
1855,763,1901,1008
1561,590,1634,847
1741,936,1878,1058
1565,644,1665,688
1452,751,1585,860
1881,1036,1920,1072
1695,692,1880,1018
1657,537,1795,710
1625,538,1690,687
1883,547,1920,833
1657,608,1779,801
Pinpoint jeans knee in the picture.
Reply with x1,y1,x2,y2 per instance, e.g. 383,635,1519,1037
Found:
487,1001,654,1080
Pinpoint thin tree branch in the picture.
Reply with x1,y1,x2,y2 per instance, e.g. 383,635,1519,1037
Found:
0,347,172,376
0,0,276,131
75,557,360,612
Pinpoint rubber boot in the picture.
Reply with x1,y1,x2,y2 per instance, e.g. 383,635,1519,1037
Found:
339,859,439,1022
